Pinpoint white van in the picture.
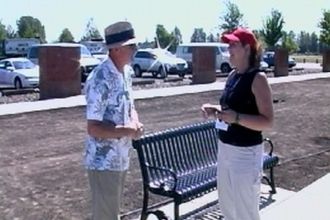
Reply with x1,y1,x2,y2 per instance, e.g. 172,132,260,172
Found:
27,43,100,82
176,42,232,73
3,38,40,57
80,40,106,54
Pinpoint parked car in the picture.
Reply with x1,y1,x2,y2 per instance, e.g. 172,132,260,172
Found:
263,51,296,68
92,47,108,62
132,48,188,78
259,60,269,71
27,43,100,82
176,42,232,74
176,42,270,74
0,57,39,89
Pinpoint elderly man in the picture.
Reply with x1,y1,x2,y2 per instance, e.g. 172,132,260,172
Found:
84,21,143,220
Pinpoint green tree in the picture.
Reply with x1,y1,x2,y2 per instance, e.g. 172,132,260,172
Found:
298,31,319,53
190,28,206,42
172,26,182,44
58,28,74,42
252,29,267,49
6,25,16,38
319,41,329,53
0,20,6,56
16,16,46,42
319,10,330,46
138,39,155,49
260,9,285,50
219,1,244,32
170,26,182,52
0,20,7,41
81,18,102,41
207,33,217,42
310,32,319,53
298,31,310,53
155,24,176,51
281,31,298,53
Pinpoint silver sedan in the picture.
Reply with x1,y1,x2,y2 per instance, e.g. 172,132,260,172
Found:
0,57,39,89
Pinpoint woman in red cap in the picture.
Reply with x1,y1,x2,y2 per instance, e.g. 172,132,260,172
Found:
202,27,274,220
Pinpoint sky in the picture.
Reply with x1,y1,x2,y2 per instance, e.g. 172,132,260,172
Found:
0,0,328,43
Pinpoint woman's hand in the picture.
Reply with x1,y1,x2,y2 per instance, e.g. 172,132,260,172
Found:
201,103,222,119
218,109,237,124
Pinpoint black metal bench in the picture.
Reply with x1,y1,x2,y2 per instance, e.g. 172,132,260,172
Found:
132,121,279,220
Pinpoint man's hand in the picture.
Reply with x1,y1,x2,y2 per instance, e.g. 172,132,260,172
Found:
126,121,144,140
134,122,144,140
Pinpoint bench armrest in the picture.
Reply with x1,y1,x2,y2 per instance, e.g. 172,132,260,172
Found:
264,138,275,156
144,162,178,190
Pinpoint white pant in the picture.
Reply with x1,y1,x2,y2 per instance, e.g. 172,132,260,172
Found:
217,140,263,220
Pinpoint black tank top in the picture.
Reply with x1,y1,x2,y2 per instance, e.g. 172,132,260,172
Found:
218,69,262,146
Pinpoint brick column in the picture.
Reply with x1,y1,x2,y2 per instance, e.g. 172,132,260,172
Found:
274,48,289,77
322,49,330,72
192,47,216,84
39,45,81,100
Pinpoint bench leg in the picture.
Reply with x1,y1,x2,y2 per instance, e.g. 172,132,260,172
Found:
263,168,277,194
269,167,277,194
149,210,169,220
140,187,149,220
174,200,180,220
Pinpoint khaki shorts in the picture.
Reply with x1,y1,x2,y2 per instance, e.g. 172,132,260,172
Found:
88,170,127,220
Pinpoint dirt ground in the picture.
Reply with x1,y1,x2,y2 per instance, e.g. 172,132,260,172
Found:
0,77,330,220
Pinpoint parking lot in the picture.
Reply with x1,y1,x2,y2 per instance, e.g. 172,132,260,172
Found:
0,63,323,106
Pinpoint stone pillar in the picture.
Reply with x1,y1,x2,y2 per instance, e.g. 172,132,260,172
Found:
274,48,289,77
39,45,81,100
322,49,330,72
192,47,216,84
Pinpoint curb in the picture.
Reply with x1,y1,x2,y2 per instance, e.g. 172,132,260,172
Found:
0,88,39,96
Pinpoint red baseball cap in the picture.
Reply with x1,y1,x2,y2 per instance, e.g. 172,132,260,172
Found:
221,27,257,49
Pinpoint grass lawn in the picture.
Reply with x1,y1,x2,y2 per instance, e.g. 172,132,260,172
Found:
291,54,323,63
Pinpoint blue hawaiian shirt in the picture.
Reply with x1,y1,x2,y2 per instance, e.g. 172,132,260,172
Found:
84,58,135,171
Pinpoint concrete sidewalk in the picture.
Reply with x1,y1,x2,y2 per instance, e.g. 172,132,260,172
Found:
137,184,295,220
136,173,330,219
0,72,329,116
260,173,330,220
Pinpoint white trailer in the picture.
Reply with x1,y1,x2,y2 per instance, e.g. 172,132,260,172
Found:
3,38,41,57
80,40,106,54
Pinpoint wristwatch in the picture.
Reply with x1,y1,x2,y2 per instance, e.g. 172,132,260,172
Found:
235,112,240,124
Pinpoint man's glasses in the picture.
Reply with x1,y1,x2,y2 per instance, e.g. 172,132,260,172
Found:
128,44,138,51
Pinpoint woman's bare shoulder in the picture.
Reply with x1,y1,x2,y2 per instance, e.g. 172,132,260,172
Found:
252,71,270,92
